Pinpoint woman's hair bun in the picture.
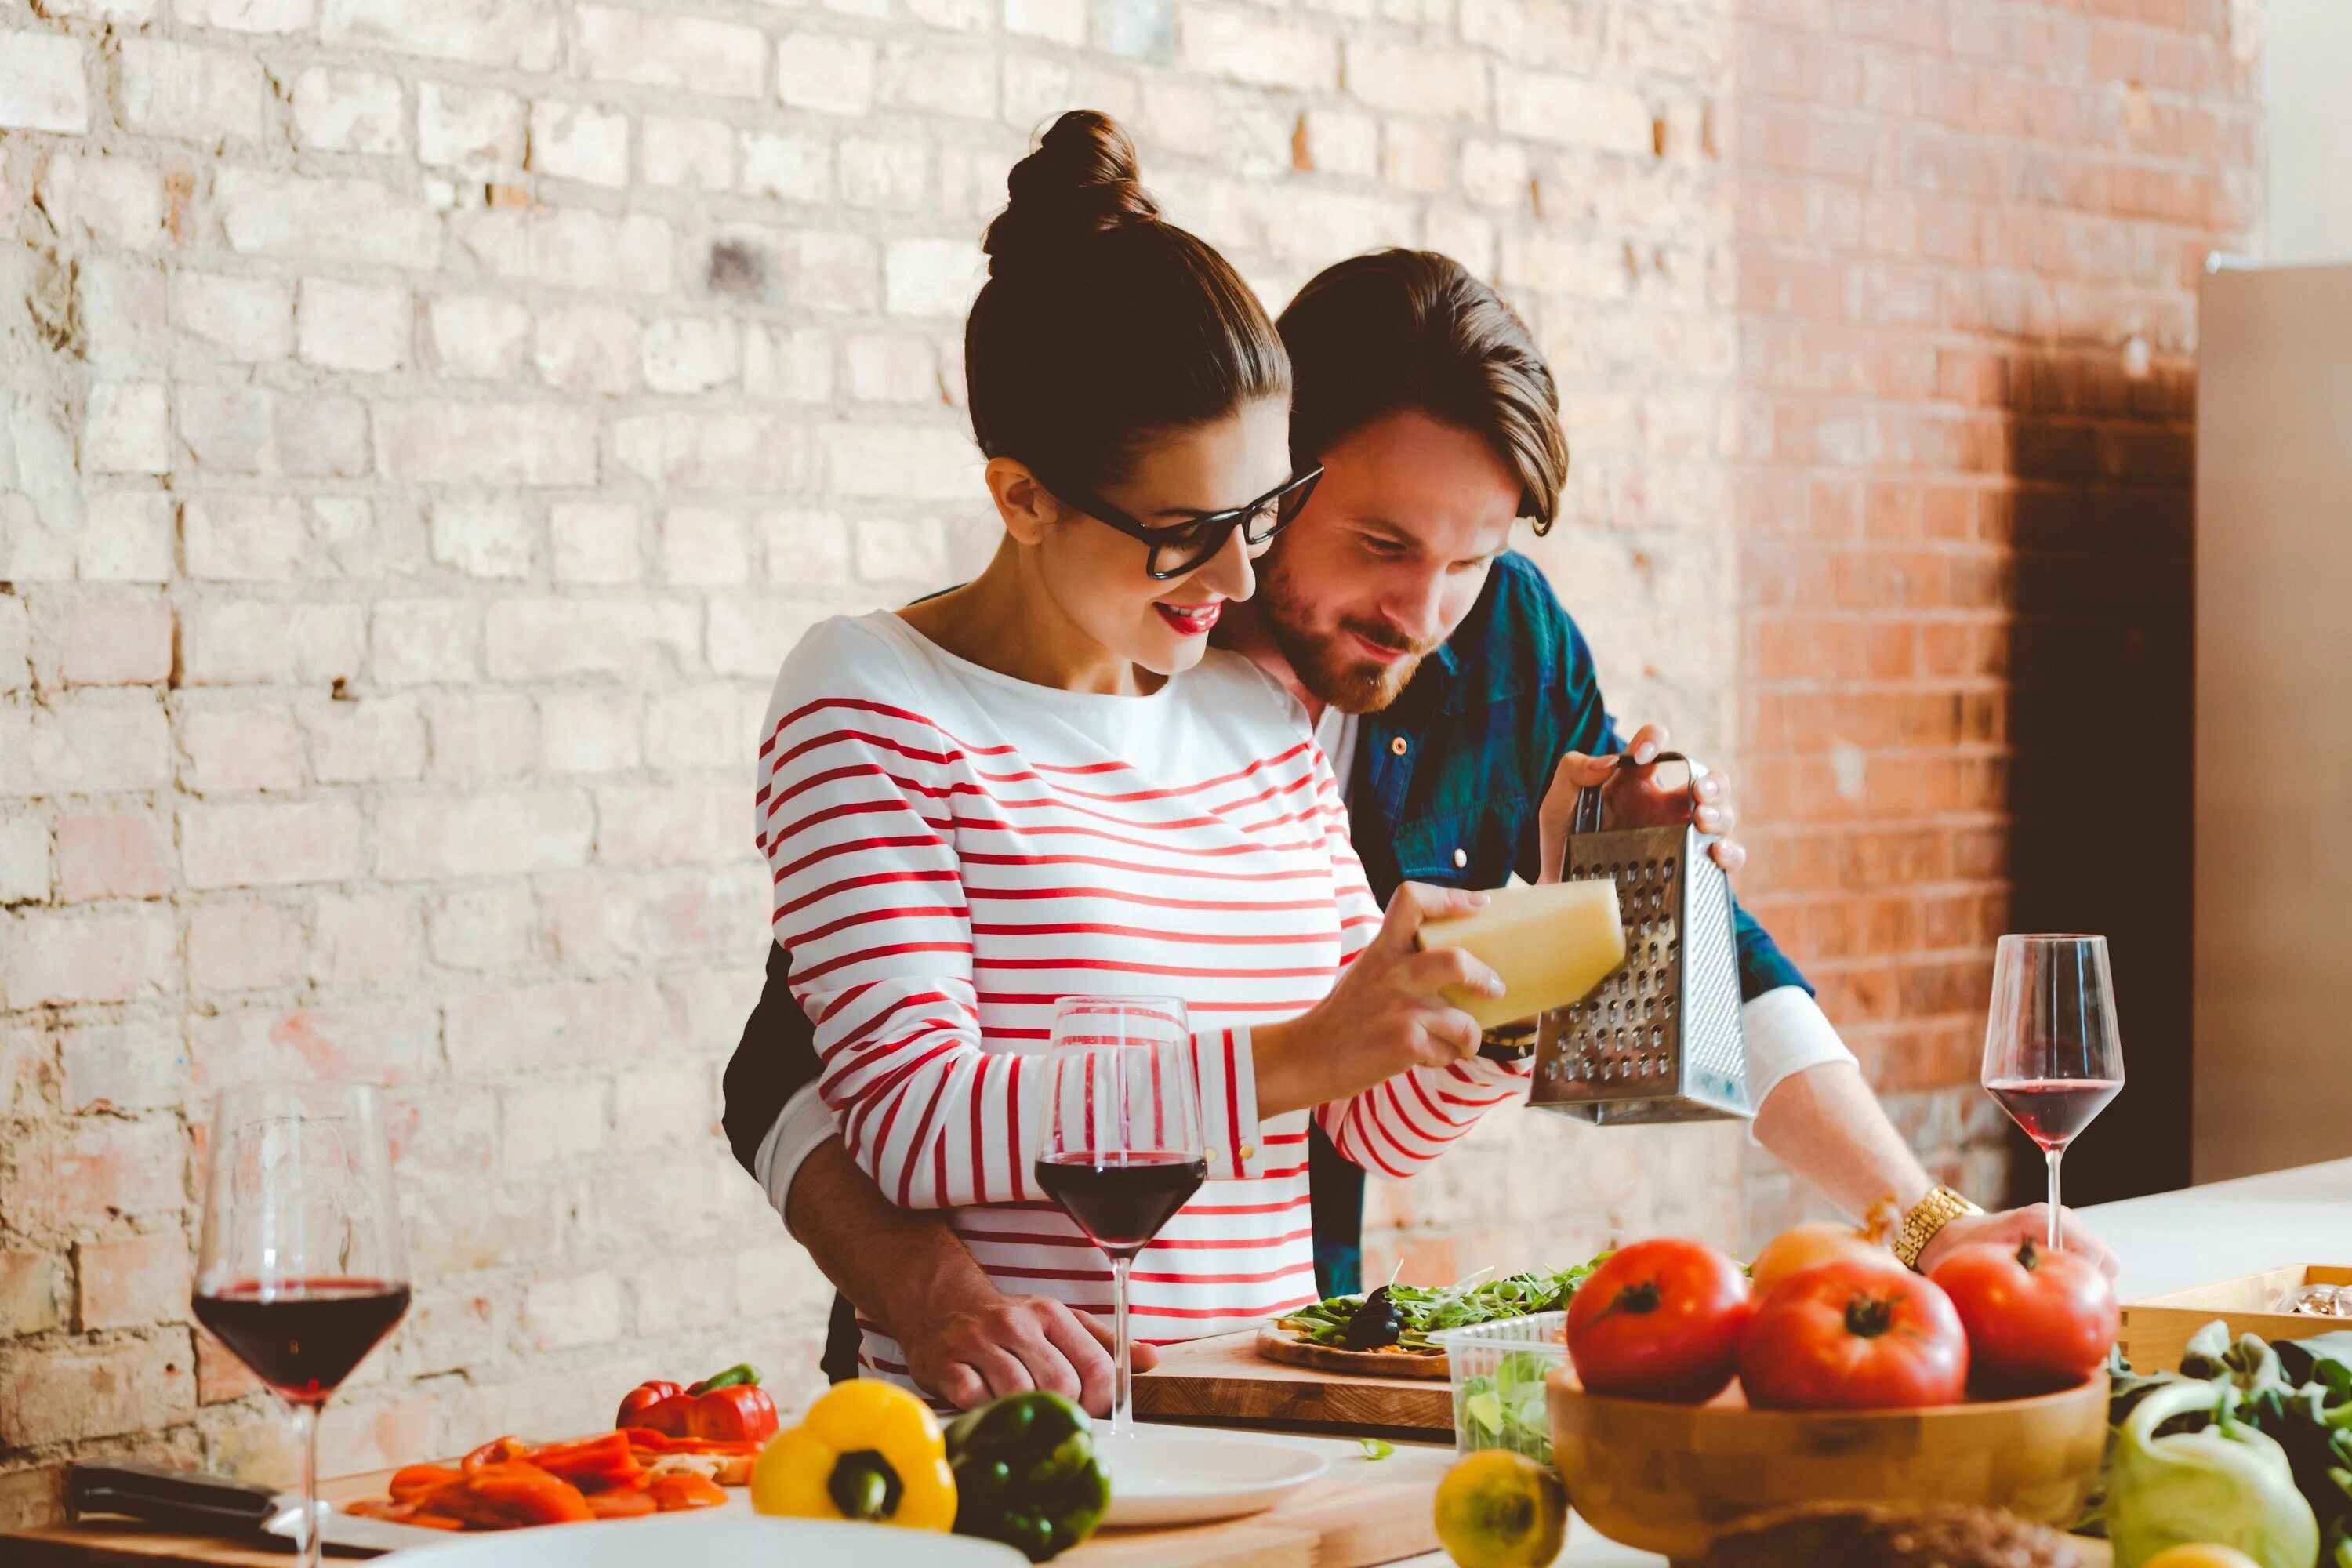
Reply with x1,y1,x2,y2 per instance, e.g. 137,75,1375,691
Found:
984,110,1160,273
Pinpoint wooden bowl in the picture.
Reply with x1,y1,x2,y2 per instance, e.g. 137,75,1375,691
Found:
1546,1367,2110,1562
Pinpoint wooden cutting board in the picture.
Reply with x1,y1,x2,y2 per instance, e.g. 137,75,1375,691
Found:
5,1436,1447,1568
1135,1330,1457,1434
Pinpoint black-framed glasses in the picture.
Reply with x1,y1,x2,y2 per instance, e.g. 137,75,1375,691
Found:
1044,466,1323,581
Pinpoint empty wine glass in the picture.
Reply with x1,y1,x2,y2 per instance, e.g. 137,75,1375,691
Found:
193,1083,410,1568
1980,935,2125,1252
1034,997,1206,1441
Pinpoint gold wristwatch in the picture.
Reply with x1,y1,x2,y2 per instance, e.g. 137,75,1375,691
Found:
1890,1185,1983,1271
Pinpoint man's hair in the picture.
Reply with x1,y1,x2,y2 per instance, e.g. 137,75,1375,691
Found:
1277,249,1567,533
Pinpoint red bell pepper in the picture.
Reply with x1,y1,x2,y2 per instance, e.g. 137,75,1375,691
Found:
584,1484,658,1519
521,1432,644,1493
647,1472,728,1512
614,1363,779,1444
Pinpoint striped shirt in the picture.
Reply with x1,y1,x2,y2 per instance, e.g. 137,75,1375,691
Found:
756,611,1528,1383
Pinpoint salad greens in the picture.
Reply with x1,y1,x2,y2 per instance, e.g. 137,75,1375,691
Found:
1458,1350,1559,1468
2083,1323,2352,1568
1276,1260,1609,1352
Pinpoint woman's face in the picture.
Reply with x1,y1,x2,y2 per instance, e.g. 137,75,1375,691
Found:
1030,398,1294,678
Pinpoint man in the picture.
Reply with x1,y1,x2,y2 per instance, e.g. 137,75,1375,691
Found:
723,249,2111,1413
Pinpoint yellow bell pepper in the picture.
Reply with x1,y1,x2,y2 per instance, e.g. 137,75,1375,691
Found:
750,1381,957,1531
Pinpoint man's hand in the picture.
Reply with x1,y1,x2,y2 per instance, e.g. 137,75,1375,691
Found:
1916,1205,2119,1279
1537,722,1744,883
898,1280,1159,1415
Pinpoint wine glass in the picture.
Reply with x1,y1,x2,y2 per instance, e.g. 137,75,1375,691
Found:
1980,935,2125,1252
193,1083,411,1568
1034,996,1206,1442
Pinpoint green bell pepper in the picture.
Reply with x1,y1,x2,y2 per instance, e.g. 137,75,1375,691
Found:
944,1392,1111,1562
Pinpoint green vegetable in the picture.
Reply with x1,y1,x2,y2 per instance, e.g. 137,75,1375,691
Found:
1277,1258,1608,1352
685,1361,760,1396
942,1392,1110,1563
2106,1377,2320,1568
1457,1349,1559,1468
1357,1438,1394,1461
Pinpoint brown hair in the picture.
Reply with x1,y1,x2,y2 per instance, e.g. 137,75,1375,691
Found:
1278,249,1567,532
965,111,1288,497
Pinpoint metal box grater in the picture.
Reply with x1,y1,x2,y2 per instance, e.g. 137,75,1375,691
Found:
1528,751,1752,1125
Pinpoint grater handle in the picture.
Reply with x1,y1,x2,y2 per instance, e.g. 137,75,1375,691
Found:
1570,750,1698,838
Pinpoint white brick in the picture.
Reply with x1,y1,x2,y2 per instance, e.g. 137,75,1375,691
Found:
538,691,641,775
423,884,532,972
376,789,592,880
429,499,534,579
528,100,628,188
884,237,985,318
521,1272,624,1349
179,704,305,791
743,325,833,402
375,401,597,485
844,332,939,402
289,67,405,154
173,0,316,32
854,516,947,583
417,81,524,172
658,506,747,585
532,304,639,394
298,278,409,372
116,38,267,143
0,814,46,904
776,229,878,311
79,494,176,584
0,697,173,797
75,259,170,375
181,800,364,889
422,292,528,380
741,131,829,202
501,1077,608,1165
423,691,535,781
217,170,441,268
304,697,425,783
183,495,306,581
1345,39,1488,118
1178,6,1334,91
876,43,996,118
85,381,170,474
180,601,364,685
0,598,27,696
277,394,369,478
777,32,876,115
37,155,165,250
33,0,158,20
0,32,91,133
819,421,974,499
452,208,671,294
642,316,737,394
187,895,305,991
370,600,477,686
909,0,990,27
1006,0,1085,43
575,6,765,97
708,594,824,678
615,412,808,492
1494,67,1652,152
754,509,851,584
176,383,275,474
482,599,697,683
322,0,561,69
549,503,640,584
644,683,759,771
1299,108,1379,180
172,272,292,362
643,115,733,189
839,138,927,210
0,906,179,1009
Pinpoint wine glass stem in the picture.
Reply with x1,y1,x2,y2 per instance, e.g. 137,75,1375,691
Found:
292,1399,322,1568
1111,1253,1134,1441
2045,1146,2064,1251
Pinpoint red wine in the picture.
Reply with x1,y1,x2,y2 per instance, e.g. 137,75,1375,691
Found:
193,1278,410,1405
1034,1152,1206,1259
1987,1077,2122,1149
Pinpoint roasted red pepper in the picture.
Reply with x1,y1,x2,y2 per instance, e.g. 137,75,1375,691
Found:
416,1462,593,1528
646,1472,728,1512
615,1363,779,1444
584,1484,658,1519
521,1431,643,1493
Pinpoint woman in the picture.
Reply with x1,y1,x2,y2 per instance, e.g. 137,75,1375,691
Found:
757,111,1529,1386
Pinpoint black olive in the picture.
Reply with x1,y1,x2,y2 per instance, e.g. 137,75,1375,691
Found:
1343,1287,1404,1350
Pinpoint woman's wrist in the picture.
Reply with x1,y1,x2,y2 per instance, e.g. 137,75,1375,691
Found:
1249,1017,1312,1119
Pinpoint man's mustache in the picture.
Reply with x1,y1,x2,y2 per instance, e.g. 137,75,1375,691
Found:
1338,620,1440,659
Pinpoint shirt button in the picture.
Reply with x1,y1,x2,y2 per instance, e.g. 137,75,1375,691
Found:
1238,1142,1256,1162
1389,736,1409,757
1454,848,1468,869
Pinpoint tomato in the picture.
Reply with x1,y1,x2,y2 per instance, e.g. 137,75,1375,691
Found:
1929,1237,2118,1394
1565,1237,1751,1403
1748,1221,1904,1298
1737,1260,1969,1410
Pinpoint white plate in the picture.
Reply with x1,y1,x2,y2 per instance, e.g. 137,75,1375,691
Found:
1096,1431,1328,1527
382,1511,1028,1565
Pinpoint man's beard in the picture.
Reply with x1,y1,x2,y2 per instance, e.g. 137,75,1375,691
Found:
1257,558,1439,716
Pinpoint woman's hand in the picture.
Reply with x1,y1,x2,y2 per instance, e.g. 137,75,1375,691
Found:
1254,883,1504,1118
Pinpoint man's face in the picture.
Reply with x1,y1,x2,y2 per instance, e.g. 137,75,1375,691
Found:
1256,408,1523,713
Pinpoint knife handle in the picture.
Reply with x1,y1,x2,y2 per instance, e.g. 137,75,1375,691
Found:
70,1460,281,1533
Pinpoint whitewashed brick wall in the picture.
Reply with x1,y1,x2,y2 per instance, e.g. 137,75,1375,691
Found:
0,0,2051,1522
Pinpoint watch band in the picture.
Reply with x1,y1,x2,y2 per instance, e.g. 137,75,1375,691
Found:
1890,1185,1983,1271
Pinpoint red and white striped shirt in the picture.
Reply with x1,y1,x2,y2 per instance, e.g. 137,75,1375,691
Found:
756,612,1528,1383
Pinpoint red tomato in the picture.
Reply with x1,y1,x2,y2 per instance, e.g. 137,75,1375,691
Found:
1737,1260,1969,1410
1566,1238,1752,1403
1929,1238,2118,1393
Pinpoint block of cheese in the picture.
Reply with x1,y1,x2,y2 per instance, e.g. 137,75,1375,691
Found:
1415,877,1628,1031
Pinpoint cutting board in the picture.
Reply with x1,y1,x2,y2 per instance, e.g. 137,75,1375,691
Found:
5,1434,1446,1568
1135,1330,1457,1434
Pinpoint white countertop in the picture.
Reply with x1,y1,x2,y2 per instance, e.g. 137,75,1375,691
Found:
1367,1157,2352,1566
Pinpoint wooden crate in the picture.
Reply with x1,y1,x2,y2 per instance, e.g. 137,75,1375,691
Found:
2121,1263,2352,1374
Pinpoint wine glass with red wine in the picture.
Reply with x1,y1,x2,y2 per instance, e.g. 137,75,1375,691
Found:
193,1083,409,1568
1980,934,2125,1252
1035,996,1206,1442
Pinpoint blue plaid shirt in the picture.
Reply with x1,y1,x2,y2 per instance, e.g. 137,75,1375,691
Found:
1307,550,1809,1298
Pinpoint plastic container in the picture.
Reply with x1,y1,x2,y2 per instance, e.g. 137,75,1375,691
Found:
1429,1309,1569,1468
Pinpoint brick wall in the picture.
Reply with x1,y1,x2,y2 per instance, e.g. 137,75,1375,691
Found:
0,0,2254,1521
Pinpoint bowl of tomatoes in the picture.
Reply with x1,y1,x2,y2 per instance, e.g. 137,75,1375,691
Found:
1545,1235,2118,1559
